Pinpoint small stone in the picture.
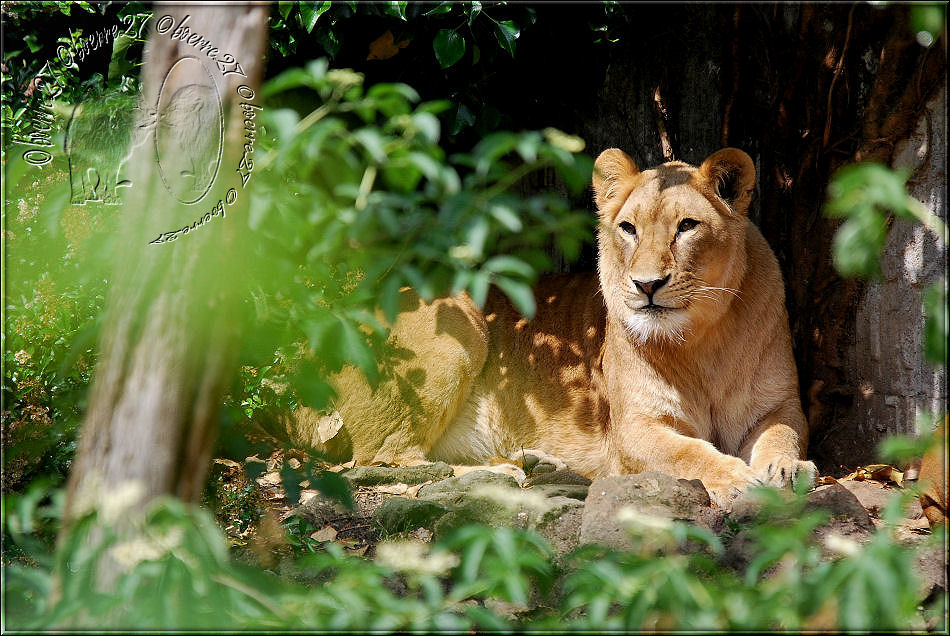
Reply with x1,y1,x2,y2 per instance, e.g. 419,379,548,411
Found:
526,470,592,487
527,483,590,501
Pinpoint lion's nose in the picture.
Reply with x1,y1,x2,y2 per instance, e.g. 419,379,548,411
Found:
633,275,670,298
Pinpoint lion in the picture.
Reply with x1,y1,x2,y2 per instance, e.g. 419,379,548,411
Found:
286,147,817,505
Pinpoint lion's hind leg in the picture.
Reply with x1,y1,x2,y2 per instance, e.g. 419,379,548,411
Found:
334,291,489,467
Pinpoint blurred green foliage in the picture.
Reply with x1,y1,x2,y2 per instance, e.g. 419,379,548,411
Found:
1,2,150,156
238,58,592,411
2,482,944,630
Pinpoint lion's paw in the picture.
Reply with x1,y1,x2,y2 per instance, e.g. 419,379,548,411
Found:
704,464,761,508
757,456,818,491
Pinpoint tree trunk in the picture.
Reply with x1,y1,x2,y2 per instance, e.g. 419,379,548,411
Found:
64,3,267,536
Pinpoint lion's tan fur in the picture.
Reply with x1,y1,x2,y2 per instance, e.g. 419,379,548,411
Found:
290,148,815,504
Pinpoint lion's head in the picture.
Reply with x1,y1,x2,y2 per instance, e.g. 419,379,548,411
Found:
592,148,756,345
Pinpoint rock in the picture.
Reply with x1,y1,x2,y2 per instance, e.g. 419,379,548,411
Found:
340,462,454,487
527,483,590,501
535,499,585,556
525,470,592,487
916,544,948,600
373,497,450,534
352,488,389,519
291,494,352,528
807,482,874,533
417,469,521,498
433,496,523,536
422,473,583,539
837,479,925,527
579,472,712,550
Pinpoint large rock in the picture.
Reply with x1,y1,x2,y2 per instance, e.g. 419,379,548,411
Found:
413,469,585,538
525,470,592,487
806,482,875,534
373,498,450,534
535,499,585,556
837,479,927,530
341,462,454,487
579,472,712,550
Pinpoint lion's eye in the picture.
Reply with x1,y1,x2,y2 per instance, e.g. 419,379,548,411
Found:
677,218,699,233
619,221,637,236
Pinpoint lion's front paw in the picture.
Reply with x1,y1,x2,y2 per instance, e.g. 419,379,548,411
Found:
756,456,817,491
704,464,761,508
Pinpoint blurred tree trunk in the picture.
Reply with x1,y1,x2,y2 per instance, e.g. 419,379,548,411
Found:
64,3,268,529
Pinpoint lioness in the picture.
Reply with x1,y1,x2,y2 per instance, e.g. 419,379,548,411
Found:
291,147,817,505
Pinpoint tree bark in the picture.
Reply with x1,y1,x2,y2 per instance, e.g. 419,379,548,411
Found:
64,3,268,533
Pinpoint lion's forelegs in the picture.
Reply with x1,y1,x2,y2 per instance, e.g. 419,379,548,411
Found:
612,422,758,506
737,405,817,490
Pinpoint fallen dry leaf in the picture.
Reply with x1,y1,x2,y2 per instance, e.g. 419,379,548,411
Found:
317,411,344,444
299,489,321,504
256,471,282,486
310,525,338,542
376,483,410,495
842,464,904,486
367,30,410,61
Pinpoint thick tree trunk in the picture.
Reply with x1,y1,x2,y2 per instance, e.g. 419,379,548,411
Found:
64,4,267,528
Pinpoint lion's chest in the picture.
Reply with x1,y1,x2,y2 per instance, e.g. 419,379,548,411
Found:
629,351,767,455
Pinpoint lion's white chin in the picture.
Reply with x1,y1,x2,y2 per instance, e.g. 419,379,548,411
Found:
622,309,691,345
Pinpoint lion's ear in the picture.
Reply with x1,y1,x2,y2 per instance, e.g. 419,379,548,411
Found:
698,148,755,216
593,148,639,213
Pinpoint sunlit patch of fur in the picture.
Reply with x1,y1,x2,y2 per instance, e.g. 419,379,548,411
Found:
622,309,691,345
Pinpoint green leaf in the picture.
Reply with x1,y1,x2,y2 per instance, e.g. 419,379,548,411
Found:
379,274,404,325
465,1,482,25
451,103,476,135
316,27,341,57
468,270,490,309
278,1,294,19
385,1,408,20
493,20,520,57
923,282,947,365
353,128,387,163
910,5,945,41
308,469,354,510
494,276,536,318
830,211,887,278
424,2,454,16
411,112,441,144
298,1,331,33
489,203,522,232
483,255,534,280
433,29,466,69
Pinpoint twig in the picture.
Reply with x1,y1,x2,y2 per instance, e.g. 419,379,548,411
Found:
823,4,855,149
653,84,674,161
